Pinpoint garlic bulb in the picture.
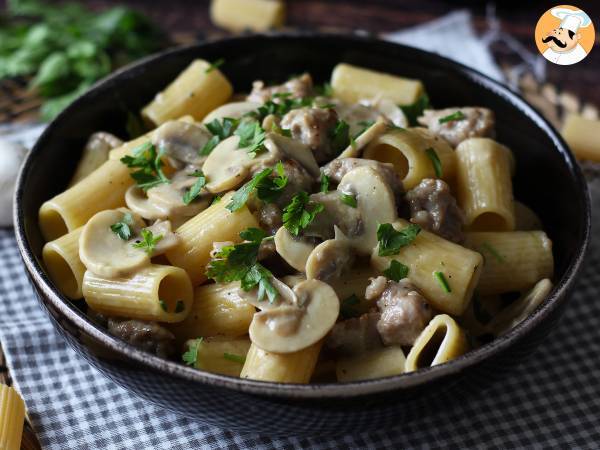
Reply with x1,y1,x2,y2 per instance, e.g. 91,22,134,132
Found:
0,139,28,227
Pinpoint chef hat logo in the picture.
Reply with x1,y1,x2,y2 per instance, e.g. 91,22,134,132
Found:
535,4,595,66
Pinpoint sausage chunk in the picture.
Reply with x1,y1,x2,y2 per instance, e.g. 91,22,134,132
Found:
367,276,432,347
107,318,176,358
326,312,382,356
405,178,465,243
280,107,339,163
322,157,403,197
247,73,314,103
417,107,495,147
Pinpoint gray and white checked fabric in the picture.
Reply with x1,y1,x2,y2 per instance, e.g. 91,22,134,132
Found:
0,180,599,449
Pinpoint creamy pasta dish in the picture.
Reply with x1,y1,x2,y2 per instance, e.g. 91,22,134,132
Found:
39,60,554,383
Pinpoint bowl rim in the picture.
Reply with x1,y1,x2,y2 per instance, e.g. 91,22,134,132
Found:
14,31,591,399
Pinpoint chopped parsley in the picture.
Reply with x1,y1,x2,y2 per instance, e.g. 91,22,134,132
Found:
182,170,206,205
399,93,430,126
132,229,163,255
226,164,288,212
355,120,375,138
319,173,330,192
434,271,452,293
223,353,246,364
438,110,466,124
175,300,185,313
376,223,421,257
210,195,222,205
200,117,239,156
282,191,325,236
383,260,410,282
425,147,443,178
340,294,361,319
205,58,225,73
481,242,505,263
110,212,134,241
234,120,266,157
120,142,170,191
314,82,334,97
182,338,203,366
340,193,357,208
329,120,350,155
249,96,313,121
206,228,277,303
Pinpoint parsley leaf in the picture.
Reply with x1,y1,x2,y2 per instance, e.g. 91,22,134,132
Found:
226,168,271,212
329,120,350,155
320,173,330,192
340,193,357,208
159,300,167,311
249,96,314,122
383,260,410,282
282,191,325,236
255,161,288,203
206,228,277,303
132,229,163,255
182,170,206,205
314,82,333,97
434,271,452,293
182,338,203,366
425,147,443,178
223,353,246,364
376,223,421,257
120,142,170,191
355,120,375,138
235,120,266,157
340,294,361,319
399,93,430,126
110,212,134,240
438,110,466,124
199,135,220,156
205,58,225,73
200,117,239,155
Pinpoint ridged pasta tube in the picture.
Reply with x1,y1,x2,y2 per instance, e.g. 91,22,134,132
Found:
39,159,133,241
188,337,251,377
42,227,85,299
142,59,233,125
241,341,322,383
464,231,553,295
336,346,406,382
405,314,468,372
210,0,285,32
0,384,25,450
82,264,193,323
165,192,259,285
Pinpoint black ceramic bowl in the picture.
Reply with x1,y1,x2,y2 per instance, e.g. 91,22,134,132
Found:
14,33,590,435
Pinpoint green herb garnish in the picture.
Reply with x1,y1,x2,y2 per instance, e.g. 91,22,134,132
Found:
399,93,430,126
282,191,325,236
425,147,443,178
481,242,505,263
200,117,240,155
120,142,170,191
329,119,350,155
205,58,225,73
175,300,185,313
110,212,134,240
182,170,206,205
159,300,167,312
132,229,163,255
376,223,421,257
234,120,266,157
223,353,246,364
210,195,222,205
340,294,361,319
249,96,313,122
355,120,375,138
383,260,410,282
319,173,330,192
226,164,288,212
182,338,203,366
340,193,357,208
314,82,333,97
434,271,452,293
438,110,466,124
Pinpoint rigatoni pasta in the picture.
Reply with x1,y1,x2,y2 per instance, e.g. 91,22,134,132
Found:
0,384,25,450
40,61,555,383
210,0,285,33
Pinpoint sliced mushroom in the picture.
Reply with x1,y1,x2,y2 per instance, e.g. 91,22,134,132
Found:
264,133,320,177
125,185,170,221
372,98,408,128
202,135,252,193
151,120,211,167
249,279,340,353
305,232,355,282
144,220,180,255
274,226,317,272
337,166,398,254
338,116,390,158
304,191,363,240
80,209,149,278
239,276,300,311
146,170,209,219
334,101,381,136
202,101,261,124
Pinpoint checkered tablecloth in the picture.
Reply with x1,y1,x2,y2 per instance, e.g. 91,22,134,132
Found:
0,179,598,449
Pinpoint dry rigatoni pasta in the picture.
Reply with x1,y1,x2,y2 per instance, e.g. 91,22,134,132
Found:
0,384,25,450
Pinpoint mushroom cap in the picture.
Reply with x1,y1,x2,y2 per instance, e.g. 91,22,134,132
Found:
146,170,209,219
274,226,316,272
338,166,398,254
265,133,320,177
125,185,170,221
79,209,149,278
374,98,408,128
151,120,211,167
305,237,354,282
338,116,389,159
203,101,261,124
202,135,252,193
249,279,340,353
240,277,299,311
